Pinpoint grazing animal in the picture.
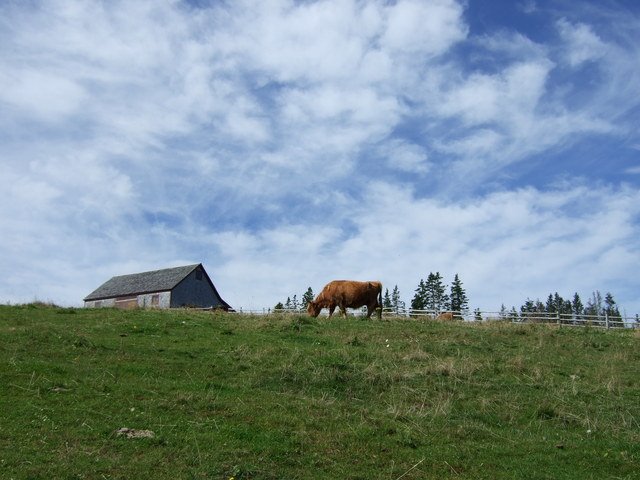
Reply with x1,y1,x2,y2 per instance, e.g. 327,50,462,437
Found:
307,280,382,319
436,312,454,321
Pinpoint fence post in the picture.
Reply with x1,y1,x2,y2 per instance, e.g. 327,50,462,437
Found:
605,312,609,329
557,313,561,327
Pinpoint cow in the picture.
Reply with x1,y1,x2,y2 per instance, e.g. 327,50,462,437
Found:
436,312,454,321
307,280,382,319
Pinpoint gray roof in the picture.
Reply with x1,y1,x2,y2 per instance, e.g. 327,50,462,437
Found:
84,264,201,301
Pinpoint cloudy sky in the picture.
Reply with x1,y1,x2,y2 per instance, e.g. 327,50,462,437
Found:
1,0,639,315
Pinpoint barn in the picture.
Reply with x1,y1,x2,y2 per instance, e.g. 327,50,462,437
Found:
83,264,232,310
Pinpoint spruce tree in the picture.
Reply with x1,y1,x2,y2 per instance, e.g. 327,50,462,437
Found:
411,280,426,311
604,292,621,323
572,293,583,317
391,285,404,314
382,288,392,309
449,274,468,317
545,294,556,314
521,299,535,313
425,272,449,312
302,287,314,309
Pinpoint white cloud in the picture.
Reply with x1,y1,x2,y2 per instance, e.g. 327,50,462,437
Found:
557,18,608,67
380,0,467,56
380,140,431,174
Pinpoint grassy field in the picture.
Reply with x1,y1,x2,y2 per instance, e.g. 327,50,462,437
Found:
0,304,638,479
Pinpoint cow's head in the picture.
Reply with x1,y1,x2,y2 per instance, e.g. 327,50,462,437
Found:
307,301,321,317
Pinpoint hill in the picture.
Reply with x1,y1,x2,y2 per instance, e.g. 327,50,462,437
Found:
0,305,638,479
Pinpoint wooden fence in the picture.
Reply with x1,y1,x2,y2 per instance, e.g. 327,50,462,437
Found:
239,307,638,329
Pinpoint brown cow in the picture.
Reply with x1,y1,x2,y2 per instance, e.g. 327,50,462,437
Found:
307,280,382,319
436,312,454,321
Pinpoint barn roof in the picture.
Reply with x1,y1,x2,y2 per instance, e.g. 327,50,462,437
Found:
84,264,202,301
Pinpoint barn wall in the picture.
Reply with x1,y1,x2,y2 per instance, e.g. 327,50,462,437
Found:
84,292,171,309
84,298,116,308
170,268,223,308
137,291,171,309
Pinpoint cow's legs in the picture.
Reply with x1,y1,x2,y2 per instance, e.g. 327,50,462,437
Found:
339,306,348,318
367,302,381,319
328,305,336,317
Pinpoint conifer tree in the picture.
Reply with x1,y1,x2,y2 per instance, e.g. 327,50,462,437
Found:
411,280,426,311
604,292,621,319
382,288,392,309
449,274,468,317
425,272,449,312
572,293,584,317
521,298,535,313
302,287,314,309
545,294,556,314
391,285,404,314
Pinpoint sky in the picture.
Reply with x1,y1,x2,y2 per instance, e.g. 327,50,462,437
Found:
1,0,639,316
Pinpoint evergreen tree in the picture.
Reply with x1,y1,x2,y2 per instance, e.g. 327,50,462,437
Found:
291,295,299,311
425,272,449,312
274,301,284,310
382,288,392,309
545,294,556,314
301,287,314,309
509,307,519,322
604,292,621,320
499,304,507,319
391,285,405,314
449,274,469,317
572,293,583,317
474,308,482,322
411,280,426,311
284,297,292,310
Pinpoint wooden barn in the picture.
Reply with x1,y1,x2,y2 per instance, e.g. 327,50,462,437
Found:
83,264,232,310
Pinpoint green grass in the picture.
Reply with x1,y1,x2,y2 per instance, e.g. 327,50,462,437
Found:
1,304,638,479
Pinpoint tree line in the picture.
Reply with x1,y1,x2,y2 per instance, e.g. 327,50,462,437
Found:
509,290,623,319
275,276,633,322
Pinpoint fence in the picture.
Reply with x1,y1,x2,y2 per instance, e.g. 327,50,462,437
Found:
234,307,639,329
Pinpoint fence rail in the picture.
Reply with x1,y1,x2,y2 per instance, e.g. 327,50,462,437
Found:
232,307,638,329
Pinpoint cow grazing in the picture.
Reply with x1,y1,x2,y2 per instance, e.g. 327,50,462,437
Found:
436,312,454,321
307,280,382,319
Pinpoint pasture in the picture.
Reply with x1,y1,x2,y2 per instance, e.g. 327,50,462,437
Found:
0,304,638,479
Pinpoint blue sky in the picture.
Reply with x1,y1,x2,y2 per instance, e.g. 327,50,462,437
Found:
1,0,639,315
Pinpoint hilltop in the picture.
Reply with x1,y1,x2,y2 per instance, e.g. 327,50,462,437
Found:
1,305,638,479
